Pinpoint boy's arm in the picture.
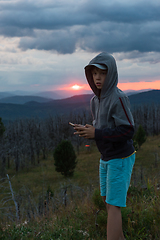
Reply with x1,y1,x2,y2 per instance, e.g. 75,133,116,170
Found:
74,124,95,139
95,125,134,142
95,97,134,142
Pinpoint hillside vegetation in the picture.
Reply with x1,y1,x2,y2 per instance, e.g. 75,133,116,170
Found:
0,135,160,239
0,90,160,121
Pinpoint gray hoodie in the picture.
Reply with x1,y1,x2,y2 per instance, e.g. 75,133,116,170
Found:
85,52,135,161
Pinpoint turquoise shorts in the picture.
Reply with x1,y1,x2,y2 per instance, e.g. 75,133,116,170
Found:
99,153,135,207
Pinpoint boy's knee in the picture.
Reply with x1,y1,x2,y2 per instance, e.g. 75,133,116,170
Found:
106,203,120,212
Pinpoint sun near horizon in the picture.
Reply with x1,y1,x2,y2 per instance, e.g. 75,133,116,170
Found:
71,84,83,90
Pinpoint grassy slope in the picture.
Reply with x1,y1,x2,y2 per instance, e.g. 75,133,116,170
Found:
6,144,100,195
7,136,160,193
0,137,160,239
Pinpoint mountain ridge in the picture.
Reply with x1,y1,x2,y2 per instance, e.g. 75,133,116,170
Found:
0,90,159,122
0,95,53,104
0,88,154,104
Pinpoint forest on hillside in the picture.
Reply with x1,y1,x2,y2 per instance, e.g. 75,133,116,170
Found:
0,103,160,176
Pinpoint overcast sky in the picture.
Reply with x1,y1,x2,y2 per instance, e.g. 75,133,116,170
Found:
0,0,160,95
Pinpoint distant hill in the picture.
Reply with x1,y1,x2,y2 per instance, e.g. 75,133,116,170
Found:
0,95,52,104
35,90,93,99
128,90,160,106
0,90,159,122
34,91,63,99
0,92,15,99
0,89,93,100
125,89,153,96
0,91,62,100
24,94,93,117
0,94,93,122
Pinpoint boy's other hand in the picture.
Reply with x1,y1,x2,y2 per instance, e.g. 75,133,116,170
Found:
74,124,95,139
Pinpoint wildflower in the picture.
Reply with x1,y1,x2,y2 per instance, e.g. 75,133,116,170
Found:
77,230,89,237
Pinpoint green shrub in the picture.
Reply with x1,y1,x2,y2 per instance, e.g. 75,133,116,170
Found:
0,117,5,138
53,140,77,177
134,125,147,149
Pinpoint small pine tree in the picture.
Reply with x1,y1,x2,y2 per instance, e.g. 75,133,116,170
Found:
134,125,146,149
0,117,5,137
53,140,77,177
0,118,5,178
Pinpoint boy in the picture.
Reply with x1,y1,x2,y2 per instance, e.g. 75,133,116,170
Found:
74,52,135,240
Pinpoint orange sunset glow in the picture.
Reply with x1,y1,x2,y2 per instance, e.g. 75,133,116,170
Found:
71,84,82,90
118,80,160,91
58,80,160,93
71,80,160,91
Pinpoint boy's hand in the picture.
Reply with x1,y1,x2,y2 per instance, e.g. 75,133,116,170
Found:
74,124,95,139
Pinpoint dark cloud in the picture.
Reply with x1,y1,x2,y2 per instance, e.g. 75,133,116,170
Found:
0,0,160,56
19,21,160,55
0,26,34,37
115,51,160,64
19,29,77,54
84,1,160,23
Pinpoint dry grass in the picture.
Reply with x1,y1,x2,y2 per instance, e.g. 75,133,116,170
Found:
1,136,160,239
134,135,160,182
5,143,100,196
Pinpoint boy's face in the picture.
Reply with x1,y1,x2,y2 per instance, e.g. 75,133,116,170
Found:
92,67,108,89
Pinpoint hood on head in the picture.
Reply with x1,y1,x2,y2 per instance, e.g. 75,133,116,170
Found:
84,52,118,98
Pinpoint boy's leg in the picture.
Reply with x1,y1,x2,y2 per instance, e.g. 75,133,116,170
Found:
107,203,125,240
100,155,135,239
102,196,125,240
